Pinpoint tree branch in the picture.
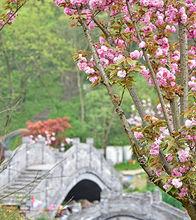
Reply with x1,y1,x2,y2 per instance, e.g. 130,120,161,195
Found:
90,14,147,129
127,87,147,126
0,1,27,32
166,49,180,131
178,23,189,125
169,98,180,131
77,13,160,181
126,0,173,135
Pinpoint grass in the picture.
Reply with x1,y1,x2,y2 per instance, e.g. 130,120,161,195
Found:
115,160,141,171
0,206,24,220
125,179,184,210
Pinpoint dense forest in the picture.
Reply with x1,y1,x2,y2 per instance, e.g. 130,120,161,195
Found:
0,0,155,148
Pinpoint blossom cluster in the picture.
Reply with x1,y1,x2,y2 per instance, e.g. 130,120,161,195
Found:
188,76,196,92
149,128,169,156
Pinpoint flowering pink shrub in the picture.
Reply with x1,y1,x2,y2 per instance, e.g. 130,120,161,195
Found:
24,117,71,148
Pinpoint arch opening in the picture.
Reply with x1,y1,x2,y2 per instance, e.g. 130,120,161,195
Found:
64,179,102,203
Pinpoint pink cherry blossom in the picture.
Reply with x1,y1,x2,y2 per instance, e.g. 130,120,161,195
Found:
99,36,106,44
156,67,175,87
134,131,144,139
139,41,146,48
117,70,126,78
140,66,153,85
130,50,143,60
165,25,176,33
179,7,188,24
113,54,125,63
166,154,173,162
171,178,182,188
179,187,188,198
163,183,171,190
188,77,196,91
178,147,190,163
64,7,75,15
150,140,160,156
89,76,98,83
172,168,182,177
155,169,162,177
185,119,196,128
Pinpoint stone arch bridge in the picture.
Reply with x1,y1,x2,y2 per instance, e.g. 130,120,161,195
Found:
0,137,189,220
0,137,122,218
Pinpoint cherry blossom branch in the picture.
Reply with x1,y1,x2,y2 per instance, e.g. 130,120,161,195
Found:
91,16,110,39
169,98,180,131
78,14,160,180
91,14,148,128
79,16,175,186
0,1,27,32
127,87,147,126
178,23,189,125
126,0,173,135
167,50,180,131
125,1,172,175
90,8,171,175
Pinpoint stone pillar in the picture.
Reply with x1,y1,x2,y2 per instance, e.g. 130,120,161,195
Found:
152,189,162,203
106,146,117,164
72,138,80,145
37,137,46,164
123,146,133,161
22,136,32,144
116,147,123,163
86,138,94,147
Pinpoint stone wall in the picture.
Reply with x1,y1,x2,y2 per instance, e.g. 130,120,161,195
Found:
68,190,190,220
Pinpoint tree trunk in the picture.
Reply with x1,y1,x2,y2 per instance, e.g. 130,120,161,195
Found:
184,202,196,220
103,115,113,158
77,69,85,123
0,144,5,164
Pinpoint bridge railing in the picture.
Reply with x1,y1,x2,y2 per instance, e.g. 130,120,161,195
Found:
0,141,31,190
0,137,58,193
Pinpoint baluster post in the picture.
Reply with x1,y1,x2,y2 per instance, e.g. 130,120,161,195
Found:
22,137,31,168
61,164,64,187
72,138,80,169
45,179,48,209
86,138,93,168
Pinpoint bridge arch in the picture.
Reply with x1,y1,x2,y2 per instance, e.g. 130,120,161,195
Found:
53,169,115,213
64,179,101,202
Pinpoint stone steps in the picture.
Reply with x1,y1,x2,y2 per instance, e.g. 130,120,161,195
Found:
0,169,48,206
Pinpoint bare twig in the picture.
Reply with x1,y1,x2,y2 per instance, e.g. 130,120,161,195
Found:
0,1,27,32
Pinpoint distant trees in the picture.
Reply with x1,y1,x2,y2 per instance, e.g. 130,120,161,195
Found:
0,1,82,134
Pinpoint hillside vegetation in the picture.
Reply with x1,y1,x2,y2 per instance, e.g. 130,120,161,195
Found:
0,0,156,149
